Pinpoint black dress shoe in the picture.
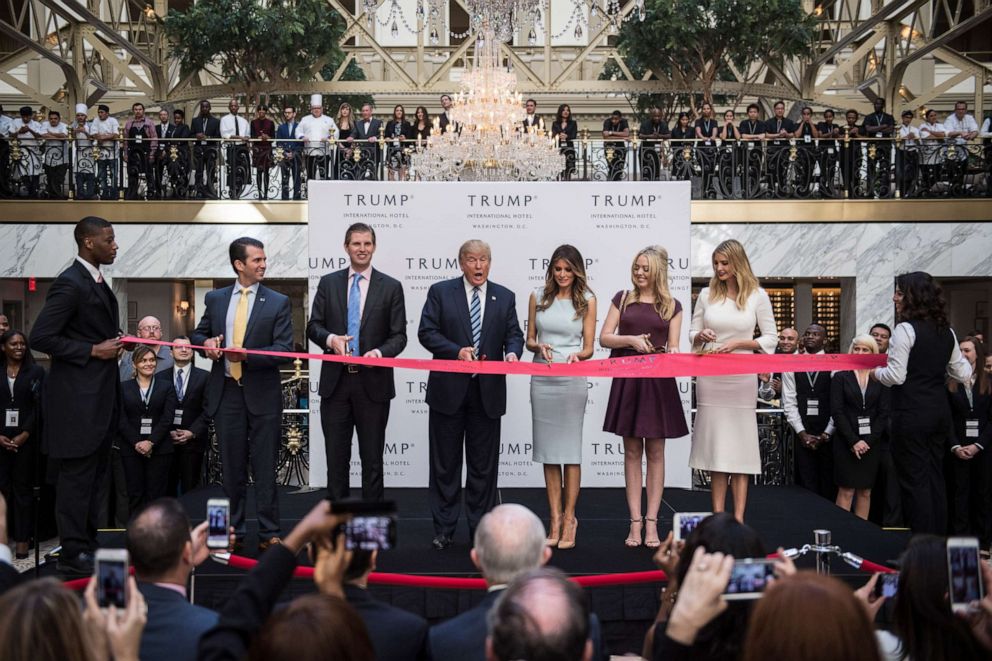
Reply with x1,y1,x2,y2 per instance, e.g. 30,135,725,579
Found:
57,552,95,576
431,534,453,551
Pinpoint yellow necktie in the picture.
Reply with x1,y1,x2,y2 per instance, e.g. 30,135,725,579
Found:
230,287,249,381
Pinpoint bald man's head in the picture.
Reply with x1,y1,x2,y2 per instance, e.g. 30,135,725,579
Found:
472,504,549,586
777,328,798,354
136,316,163,341
802,324,827,353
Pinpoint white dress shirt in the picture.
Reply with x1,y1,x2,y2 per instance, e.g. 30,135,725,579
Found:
224,282,258,377
326,266,381,358
9,118,43,147
219,113,250,139
0,114,11,138
173,362,191,400
781,350,835,436
898,124,920,147
296,113,339,155
89,116,120,159
874,323,971,387
43,122,69,165
75,255,103,282
943,113,978,144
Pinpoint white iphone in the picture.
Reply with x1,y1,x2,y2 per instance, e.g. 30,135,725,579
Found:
95,548,129,609
207,498,231,550
673,512,712,542
947,537,984,613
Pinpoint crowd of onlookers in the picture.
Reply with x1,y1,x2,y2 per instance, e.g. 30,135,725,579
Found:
1,496,991,660
1,97,989,197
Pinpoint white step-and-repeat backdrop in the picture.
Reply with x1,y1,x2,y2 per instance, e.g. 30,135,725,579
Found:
308,181,692,488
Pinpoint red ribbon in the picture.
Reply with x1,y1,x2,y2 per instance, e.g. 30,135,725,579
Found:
125,337,885,379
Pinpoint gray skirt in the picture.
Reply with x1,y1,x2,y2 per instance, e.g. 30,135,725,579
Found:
531,375,588,464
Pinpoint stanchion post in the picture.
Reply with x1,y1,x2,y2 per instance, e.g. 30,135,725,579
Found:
814,529,831,574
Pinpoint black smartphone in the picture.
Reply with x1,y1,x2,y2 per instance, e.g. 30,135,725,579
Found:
873,572,899,599
331,501,398,551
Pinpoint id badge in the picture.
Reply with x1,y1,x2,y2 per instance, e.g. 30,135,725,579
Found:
806,400,820,416
966,419,979,438
173,409,184,426
4,409,18,427
747,142,755,150
875,132,882,138
200,140,207,145
804,134,811,144
705,140,713,146
135,134,142,143
140,417,153,435
858,416,871,435
827,147,835,155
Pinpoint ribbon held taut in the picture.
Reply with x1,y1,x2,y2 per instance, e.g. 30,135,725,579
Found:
125,337,886,378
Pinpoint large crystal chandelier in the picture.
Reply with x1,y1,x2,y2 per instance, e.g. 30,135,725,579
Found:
410,12,565,181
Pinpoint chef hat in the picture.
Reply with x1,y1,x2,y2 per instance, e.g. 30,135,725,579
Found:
310,94,323,108
75,103,88,115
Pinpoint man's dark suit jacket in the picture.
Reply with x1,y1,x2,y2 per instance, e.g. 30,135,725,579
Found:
137,582,218,661
0,562,21,596
31,259,120,459
344,584,428,661
156,365,211,451
190,283,293,417
427,587,606,661
118,378,177,456
306,267,406,401
351,118,384,142
190,115,221,139
418,278,524,419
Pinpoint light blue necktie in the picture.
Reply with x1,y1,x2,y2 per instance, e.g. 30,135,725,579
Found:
470,286,481,354
348,273,362,355
175,368,184,402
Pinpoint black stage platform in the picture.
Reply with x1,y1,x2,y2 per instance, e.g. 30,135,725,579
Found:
49,485,912,655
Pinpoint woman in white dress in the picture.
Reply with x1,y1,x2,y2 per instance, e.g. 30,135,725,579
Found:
689,239,777,522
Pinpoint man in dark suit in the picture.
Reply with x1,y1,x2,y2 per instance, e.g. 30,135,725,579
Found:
351,103,382,178
276,106,301,200
343,549,428,660
521,98,542,132
126,498,221,661
190,100,221,199
418,240,524,550
158,337,211,494
428,505,604,661
32,216,122,575
438,94,457,134
191,237,293,552
307,223,406,501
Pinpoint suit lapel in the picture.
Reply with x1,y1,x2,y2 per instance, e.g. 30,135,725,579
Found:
360,269,382,331
75,260,116,322
480,283,499,345
335,270,348,327
453,279,473,344
244,285,267,341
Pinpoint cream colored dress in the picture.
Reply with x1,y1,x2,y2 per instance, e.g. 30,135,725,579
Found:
688,288,778,474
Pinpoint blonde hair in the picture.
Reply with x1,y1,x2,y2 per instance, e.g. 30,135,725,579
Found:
336,102,353,129
849,334,879,354
458,239,491,262
625,245,676,321
708,239,759,309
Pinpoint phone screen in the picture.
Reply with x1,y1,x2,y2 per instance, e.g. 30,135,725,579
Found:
97,559,127,609
676,514,708,541
949,545,982,606
207,502,230,548
874,573,899,599
343,515,396,551
724,560,775,599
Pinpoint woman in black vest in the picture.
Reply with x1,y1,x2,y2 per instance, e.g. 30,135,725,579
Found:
873,272,972,534
831,334,889,520
945,335,991,546
119,343,176,513
0,330,45,558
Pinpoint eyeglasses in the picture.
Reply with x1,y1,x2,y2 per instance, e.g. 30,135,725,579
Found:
138,325,161,332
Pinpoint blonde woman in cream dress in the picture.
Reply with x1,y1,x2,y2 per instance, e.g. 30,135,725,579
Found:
689,239,777,522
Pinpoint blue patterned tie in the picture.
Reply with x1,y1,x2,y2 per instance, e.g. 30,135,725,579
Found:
175,368,184,402
348,273,361,355
470,286,481,354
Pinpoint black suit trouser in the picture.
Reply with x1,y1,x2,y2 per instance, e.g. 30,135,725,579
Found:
428,379,501,538
0,437,37,542
169,444,205,495
56,438,111,558
214,379,281,537
947,449,992,546
794,437,835,501
875,439,904,527
321,370,389,502
120,452,172,513
892,412,949,535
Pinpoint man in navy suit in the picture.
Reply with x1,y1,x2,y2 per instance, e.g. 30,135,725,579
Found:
32,216,122,575
276,106,301,199
428,504,604,660
126,498,221,661
350,103,383,178
418,240,523,550
343,549,429,660
158,337,211,494
307,223,406,501
191,237,293,552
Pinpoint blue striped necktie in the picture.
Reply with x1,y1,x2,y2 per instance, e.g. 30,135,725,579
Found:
348,273,361,355
470,286,481,354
